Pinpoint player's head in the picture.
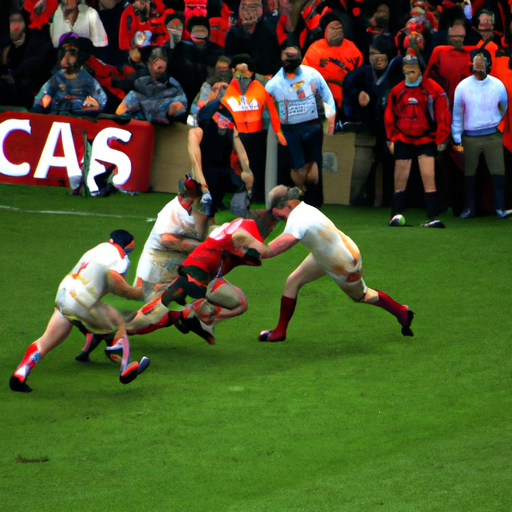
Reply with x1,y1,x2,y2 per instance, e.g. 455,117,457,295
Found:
268,185,302,219
110,229,135,253
178,174,202,213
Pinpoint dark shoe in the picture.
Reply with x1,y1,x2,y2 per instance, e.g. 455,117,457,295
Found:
422,219,445,228
259,330,286,342
9,375,32,393
75,333,105,362
176,315,215,345
496,209,512,218
459,208,474,219
401,310,414,337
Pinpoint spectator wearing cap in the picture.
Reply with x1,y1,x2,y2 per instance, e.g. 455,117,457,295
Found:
265,39,336,207
384,53,451,227
342,34,402,207
224,0,282,77
451,48,509,218
50,0,108,48
1,9,55,109
217,53,287,202
302,10,363,117
169,15,224,109
32,34,107,115
115,45,187,124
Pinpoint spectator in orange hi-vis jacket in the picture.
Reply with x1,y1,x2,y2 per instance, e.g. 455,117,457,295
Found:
218,53,287,202
302,9,363,115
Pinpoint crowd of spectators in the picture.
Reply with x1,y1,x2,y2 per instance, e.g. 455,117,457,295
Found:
2,0,512,218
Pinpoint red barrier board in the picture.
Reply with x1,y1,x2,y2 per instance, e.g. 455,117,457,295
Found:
0,111,155,193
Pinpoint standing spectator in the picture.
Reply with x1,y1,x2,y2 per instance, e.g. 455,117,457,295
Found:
424,21,472,111
219,53,287,202
302,10,363,119
342,34,402,207
469,8,501,59
384,53,451,227
265,40,336,207
451,48,509,218
115,45,187,124
32,35,107,116
49,0,108,48
0,9,55,109
169,16,224,110
224,0,282,76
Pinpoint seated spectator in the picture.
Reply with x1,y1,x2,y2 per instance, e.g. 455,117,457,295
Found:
169,15,224,109
118,0,171,63
115,45,187,124
166,12,185,49
302,10,363,118
224,0,282,77
1,9,55,109
32,35,107,115
50,0,108,48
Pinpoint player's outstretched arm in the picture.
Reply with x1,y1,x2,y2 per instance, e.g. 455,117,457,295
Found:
108,270,144,300
263,234,300,259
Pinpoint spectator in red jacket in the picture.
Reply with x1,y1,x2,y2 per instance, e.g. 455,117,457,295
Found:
385,53,451,227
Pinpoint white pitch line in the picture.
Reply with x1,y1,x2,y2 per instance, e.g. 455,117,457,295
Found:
0,204,155,221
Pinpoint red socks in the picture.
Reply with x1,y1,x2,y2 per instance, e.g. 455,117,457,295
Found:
264,295,297,341
374,290,408,325
13,342,40,382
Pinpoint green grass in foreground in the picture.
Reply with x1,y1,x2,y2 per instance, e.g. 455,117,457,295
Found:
1,183,512,511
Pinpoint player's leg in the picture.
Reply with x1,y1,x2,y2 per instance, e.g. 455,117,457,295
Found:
10,308,73,392
192,278,248,325
259,254,326,342
392,158,412,217
89,302,151,384
344,279,414,336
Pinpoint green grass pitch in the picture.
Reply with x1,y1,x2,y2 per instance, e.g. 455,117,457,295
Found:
1,183,512,511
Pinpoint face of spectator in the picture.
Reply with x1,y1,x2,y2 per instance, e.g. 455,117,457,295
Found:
9,13,26,45
167,18,184,44
278,0,291,16
403,63,421,84
60,44,80,77
214,60,232,82
239,0,263,27
448,24,465,50
281,46,302,73
190,24,209,45
472,53,488,78
133,0,151,21
325,20,344,46
148,57,167,79
264,0,277,14
369,47,388,71
478,13,494,36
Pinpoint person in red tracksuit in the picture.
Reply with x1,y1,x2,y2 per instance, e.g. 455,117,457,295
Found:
384,53,451,228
